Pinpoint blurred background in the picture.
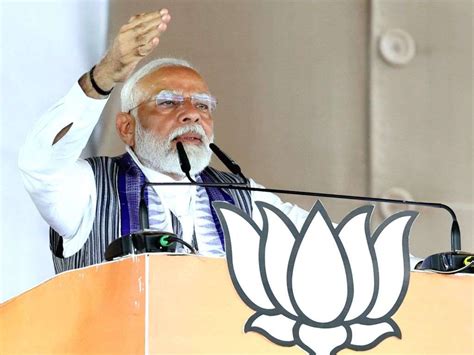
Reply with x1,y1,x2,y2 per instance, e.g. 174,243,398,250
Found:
1,0,472,302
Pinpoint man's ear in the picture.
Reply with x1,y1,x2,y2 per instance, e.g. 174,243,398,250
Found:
116,112,136,147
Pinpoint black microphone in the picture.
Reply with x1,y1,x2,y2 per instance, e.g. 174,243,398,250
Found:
176,141,196,183
164,144,471,274
209,143,248,182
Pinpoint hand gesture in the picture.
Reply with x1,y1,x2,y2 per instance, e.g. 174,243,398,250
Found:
83,9,171,97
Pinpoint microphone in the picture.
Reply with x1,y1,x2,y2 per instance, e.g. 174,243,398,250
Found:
167,144,471,274
176,142,196,183
209,143,248,182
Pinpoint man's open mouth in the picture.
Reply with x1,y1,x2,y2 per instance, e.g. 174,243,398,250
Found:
172,133,203,145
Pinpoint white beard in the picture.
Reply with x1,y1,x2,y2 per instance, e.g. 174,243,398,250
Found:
134,120,213,176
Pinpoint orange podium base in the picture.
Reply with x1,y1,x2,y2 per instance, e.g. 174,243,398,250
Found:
1,254,473,354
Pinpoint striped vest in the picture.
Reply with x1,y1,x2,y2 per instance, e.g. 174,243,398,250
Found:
50,154,252,273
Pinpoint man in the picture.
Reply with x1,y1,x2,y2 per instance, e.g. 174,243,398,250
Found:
19,9,308,273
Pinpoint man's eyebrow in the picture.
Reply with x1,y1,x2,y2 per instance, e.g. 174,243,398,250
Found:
156,90,212,97
156,89,177,96
192,92,213,97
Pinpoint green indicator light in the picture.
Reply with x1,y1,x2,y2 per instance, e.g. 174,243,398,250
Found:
160,235,171,247
463,256,473,267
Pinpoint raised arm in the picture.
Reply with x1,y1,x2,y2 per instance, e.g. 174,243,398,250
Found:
18,9,170,256
54,9,171,143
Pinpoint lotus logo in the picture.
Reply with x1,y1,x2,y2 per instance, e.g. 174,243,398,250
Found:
213,201,418,355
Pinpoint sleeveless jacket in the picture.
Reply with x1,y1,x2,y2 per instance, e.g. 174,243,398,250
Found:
50,154,252,273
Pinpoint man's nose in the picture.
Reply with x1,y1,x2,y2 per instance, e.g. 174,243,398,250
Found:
178,100,201,123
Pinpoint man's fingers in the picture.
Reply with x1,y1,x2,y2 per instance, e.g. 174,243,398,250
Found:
137,25,164,47
111,25,161,63
161,13,171,25
100,9,170,83
118,11,169,57
128,10,164,24
122,10,169,32
128,12,145,23
130,14,168,42
119,16,169,45
135,36,160,57
120,35,159,64
121,49,149,64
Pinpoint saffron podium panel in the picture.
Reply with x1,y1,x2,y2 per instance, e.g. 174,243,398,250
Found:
0,254,472,354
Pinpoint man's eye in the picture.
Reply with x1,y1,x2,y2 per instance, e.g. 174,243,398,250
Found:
195,102,210,111
157,100,178,107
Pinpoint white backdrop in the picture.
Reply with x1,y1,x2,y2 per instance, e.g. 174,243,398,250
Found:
0,0,108,302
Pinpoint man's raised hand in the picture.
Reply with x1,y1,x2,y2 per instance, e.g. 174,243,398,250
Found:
80,9,171,98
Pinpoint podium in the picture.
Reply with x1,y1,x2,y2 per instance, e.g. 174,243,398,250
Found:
1,254,472,354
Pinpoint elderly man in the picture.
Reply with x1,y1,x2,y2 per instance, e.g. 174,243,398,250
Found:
19,9,308,273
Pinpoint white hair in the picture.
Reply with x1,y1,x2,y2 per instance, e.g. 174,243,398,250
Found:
120,57,196,112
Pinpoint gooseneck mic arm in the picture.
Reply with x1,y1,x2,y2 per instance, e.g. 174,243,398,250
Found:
450,219,461,252
144,180,461,252
166,143,462,254
209,143,248,182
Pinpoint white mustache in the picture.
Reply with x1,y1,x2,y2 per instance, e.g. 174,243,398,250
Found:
168,124,207,143
134,121,213,175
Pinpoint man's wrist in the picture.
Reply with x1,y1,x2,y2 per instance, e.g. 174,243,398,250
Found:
78,64,115,99
89,65,113,96
91,62,115,92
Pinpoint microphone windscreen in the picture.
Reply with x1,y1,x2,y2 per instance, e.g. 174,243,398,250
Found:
176,142,191,173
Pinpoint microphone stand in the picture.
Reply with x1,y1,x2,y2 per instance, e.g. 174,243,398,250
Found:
166,142,471,273
143,181,461,248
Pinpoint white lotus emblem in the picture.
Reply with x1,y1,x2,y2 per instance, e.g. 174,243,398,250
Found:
213,201,418,355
